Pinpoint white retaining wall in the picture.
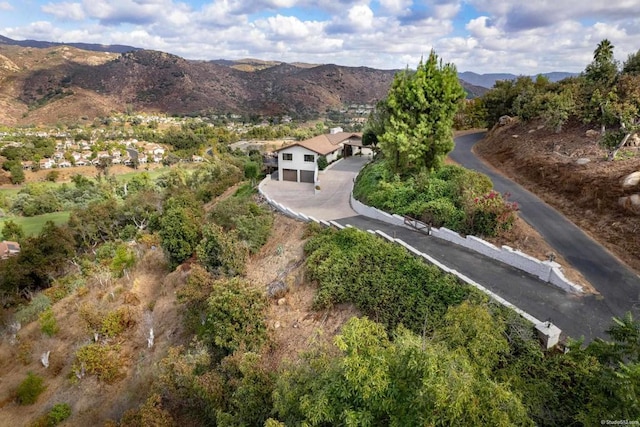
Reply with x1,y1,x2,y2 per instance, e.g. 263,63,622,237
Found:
350,193,583,294
258,177,562,348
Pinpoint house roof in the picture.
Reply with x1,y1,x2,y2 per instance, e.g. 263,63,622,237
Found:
0,240,20,258
276,132,362,156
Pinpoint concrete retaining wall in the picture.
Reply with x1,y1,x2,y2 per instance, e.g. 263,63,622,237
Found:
350,193,583,294
349,195,405,226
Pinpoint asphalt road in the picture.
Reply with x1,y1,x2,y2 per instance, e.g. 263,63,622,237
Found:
450,132,640,321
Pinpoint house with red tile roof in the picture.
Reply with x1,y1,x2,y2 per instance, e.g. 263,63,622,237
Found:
274,131,366,183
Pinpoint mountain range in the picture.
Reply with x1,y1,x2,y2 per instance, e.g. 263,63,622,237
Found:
458,71,578,88
0,35,573,125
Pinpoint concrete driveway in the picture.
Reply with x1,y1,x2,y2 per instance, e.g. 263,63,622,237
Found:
260,156,370,220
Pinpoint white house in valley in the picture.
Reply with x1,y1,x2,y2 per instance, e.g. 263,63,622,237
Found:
274,130,366,183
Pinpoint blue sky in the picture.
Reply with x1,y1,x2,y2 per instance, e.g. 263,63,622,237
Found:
1,0,639,74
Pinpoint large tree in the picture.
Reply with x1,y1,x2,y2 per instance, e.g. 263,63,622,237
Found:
379,51,465,174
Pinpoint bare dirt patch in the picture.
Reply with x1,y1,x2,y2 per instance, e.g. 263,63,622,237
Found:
475,119,640,275
245,214,358,366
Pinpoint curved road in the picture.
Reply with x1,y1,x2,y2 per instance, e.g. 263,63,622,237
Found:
261,139,640,340
451,132,640,320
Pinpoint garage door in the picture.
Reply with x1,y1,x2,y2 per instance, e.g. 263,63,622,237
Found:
300,170,315,183
282,169,297,182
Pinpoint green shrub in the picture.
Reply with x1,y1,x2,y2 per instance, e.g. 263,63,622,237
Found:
196,223,247,276
110,244,136,277
47,403,72,425
200,277,267,354
39,308,59,337
352,159,514,238
15,294,52,325
16,372,46,405
420,197,465,229
304,227,470,334
317,155,328,171
463,190,519,237
352,160,389,203
208,196,273,254
100,307,136,338
73,343,122,383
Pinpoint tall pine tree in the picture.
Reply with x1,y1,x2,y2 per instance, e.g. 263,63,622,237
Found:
379,51,465,174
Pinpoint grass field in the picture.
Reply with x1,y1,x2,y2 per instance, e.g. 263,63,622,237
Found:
0,211,71,237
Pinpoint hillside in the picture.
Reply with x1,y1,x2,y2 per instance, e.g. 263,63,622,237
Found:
0,45,397,125
476,119,640,273
0,34,139,54
458,71,578,88
0,43,495,126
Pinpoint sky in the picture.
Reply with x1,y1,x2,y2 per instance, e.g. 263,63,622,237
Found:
1,0,639,75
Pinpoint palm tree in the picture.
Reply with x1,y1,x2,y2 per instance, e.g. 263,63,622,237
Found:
594,39,614,63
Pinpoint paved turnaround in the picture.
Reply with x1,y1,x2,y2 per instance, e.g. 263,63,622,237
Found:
450,132,640,329
261,140,640,342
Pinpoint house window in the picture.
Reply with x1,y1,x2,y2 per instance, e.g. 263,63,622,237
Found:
304,154,314,162
282,153,293,161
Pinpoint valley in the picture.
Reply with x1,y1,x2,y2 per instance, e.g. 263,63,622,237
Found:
0,37,638,425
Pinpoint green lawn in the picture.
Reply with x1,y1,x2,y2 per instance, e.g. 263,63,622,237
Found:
0,211,71,237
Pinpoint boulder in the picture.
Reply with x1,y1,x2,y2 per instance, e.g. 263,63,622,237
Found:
585,129,600,138
618,194,640,214
576,158,591,165
498,115,512,126
630,134,640,147
622,171,640,188
267,280,287,299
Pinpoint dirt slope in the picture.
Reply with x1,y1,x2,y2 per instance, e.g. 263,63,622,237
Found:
0,212,355,425
476,119,640,273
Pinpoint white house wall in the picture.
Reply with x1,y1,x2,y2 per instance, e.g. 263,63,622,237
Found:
278,145,318,182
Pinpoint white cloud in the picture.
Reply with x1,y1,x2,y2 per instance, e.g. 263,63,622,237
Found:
254,15,324,41
431,2,461,20
42,2,86,21
348,4,374,30
81,0,180,25
465,16,500,38
0,1,12,11
378,0,411,15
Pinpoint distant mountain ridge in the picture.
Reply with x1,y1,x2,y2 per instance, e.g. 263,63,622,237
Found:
0,34,570,125
0,34,139,54
458,71,578,89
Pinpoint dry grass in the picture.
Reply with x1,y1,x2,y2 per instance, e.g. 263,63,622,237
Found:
0,244,186,426
245,214,359,367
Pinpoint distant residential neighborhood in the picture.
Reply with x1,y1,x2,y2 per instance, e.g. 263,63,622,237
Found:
0,109,370,180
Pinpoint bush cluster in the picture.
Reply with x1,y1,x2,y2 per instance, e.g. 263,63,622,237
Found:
353,160,518,237
304,227,470,333
38,308,59,337
30,403,73,427
200,277,268,355
208,191,273,254
73,343,123,383
16,372,46,405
